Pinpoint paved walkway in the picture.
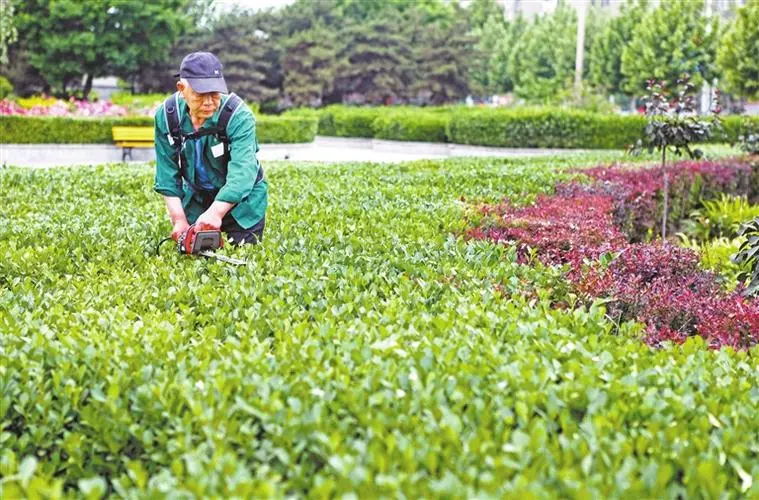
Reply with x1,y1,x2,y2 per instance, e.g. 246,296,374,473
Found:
1,136,597,168
259,137,592,163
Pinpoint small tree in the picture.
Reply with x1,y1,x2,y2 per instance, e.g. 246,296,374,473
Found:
630,75,722,240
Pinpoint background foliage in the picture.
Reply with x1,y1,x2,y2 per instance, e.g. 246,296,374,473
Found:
716,0,759,100
3,0,759,108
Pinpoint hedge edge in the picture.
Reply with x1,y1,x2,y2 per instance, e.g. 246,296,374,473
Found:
0,115,318,145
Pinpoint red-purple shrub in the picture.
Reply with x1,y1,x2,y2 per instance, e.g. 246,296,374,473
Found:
468,159,759,350
558,160,756,241
696,294,759,350
468,193,627,266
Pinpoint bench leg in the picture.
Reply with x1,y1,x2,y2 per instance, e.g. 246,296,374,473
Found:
122,148,133,162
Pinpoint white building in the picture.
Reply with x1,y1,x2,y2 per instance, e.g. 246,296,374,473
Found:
458,0,746,20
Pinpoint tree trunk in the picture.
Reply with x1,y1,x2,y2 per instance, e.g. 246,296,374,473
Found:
82,73,94,101
662,148,668,241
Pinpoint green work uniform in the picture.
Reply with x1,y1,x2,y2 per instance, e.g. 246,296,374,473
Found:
153,93,268,230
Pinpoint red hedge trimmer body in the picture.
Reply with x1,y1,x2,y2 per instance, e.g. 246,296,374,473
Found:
157,224,247,266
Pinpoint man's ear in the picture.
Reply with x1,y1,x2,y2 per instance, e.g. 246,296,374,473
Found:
176,80,184,92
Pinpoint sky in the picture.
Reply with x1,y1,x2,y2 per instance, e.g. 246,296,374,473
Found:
215,0,296,12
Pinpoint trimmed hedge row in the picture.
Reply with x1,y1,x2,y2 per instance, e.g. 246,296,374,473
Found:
0,115,318,144
285,105,759,150
373,111,449,143
257,116,318,143
448,108,647,149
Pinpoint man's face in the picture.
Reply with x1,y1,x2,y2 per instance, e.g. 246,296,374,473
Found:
178,81,221,120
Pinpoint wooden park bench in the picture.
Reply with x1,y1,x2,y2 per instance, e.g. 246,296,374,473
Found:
112,126,154,161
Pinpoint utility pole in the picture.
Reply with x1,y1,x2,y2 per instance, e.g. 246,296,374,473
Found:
574,0,587,99
701,0,713,114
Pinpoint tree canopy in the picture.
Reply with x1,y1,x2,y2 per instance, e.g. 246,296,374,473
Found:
0,0,17,65
13,0,200,98
621,0,719,95
4,0,758,110
717,0,759,99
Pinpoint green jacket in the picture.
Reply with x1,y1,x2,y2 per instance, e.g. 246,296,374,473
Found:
153,93,268,230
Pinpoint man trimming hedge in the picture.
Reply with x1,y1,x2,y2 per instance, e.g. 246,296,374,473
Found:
153,52,268,245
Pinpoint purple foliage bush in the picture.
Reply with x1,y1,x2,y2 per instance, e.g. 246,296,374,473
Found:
468,159,759,350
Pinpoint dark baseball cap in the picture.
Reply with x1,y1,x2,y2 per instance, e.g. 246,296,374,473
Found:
174,52,228,94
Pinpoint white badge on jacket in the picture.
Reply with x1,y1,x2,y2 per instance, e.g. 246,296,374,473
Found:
211,143,225,158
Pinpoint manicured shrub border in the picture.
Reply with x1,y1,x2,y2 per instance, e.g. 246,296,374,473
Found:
467,159,759,349
0,115,318,144
286,105,759,149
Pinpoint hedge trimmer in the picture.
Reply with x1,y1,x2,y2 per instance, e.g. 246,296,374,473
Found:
156,224,247,266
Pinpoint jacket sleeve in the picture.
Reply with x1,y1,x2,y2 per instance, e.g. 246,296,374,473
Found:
153,104,184,199
215,105,260,205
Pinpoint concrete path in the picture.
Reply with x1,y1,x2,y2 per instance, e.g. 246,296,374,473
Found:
1,136,595,168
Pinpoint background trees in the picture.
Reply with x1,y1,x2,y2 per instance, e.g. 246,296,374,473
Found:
508,2,577,103
0,0,17,65
2,0,758,110
716,0,759,100
11,0,198,99
621,0,719,95
587,0,649,98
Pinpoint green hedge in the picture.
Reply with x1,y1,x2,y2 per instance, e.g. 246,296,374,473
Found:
0,116,154,144
447,108,647,149
283,105,759,150
373,110,449,143
0,115,318,144
256,116,318,143
331,107,384,138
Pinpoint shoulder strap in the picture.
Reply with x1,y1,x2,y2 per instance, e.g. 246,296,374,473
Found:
164,92,182,147
216,93,264,184
163,92,188,184
217,93,243,163
217,93,243,140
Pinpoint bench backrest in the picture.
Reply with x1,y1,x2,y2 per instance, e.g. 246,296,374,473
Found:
112,126,153,142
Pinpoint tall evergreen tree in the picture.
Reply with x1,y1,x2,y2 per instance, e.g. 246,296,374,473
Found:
717,0,759,99
203,10,282,103
621,0,719,96
466,0,504,30
508,2,576,103
333,13,413,104
413,20,473,104
587,0,651,96
469,14,507,95
281,27,337,107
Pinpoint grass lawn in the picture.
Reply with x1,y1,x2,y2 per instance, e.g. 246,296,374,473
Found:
2,149,758,498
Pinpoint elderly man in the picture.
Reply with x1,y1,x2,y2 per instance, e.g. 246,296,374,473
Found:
153,52,268,245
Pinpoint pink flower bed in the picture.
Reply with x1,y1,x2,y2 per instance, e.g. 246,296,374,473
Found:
0,97,129,117
468,159,759,350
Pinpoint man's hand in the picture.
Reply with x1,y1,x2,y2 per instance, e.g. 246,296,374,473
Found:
195,201,234,231
163,196,189,241
195,211,222,231
171,219,190,242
